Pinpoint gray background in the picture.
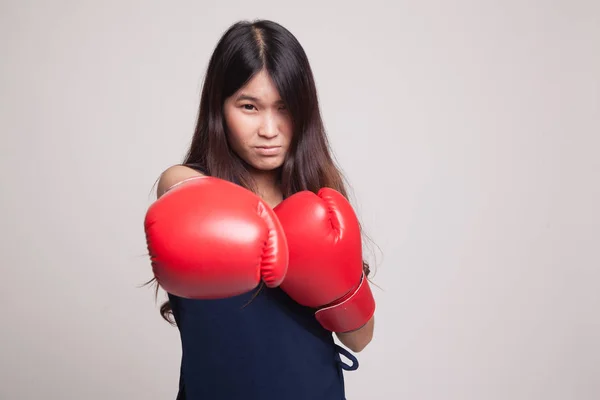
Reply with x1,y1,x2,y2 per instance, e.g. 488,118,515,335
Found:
1,1,599,399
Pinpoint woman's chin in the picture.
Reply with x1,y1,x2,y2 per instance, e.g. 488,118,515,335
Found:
249,157,284,172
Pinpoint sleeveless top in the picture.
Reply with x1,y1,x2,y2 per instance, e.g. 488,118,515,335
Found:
166,169,359,400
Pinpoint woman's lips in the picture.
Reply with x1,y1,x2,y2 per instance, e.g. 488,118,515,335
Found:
254,146,282,156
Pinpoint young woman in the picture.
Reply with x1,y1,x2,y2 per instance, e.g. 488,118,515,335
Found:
144,19,376,400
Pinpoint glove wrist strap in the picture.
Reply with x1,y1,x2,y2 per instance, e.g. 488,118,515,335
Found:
315,272,376,333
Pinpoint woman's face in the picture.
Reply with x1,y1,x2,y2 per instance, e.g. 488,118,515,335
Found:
223,69,293,172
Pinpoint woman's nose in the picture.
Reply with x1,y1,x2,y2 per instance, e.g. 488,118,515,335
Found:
258,113,278,138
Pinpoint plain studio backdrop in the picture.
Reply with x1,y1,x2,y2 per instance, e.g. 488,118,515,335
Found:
1,1,599,399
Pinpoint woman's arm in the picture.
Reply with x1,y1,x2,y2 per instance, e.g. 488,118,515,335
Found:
335,315,375,353
156,164,204,198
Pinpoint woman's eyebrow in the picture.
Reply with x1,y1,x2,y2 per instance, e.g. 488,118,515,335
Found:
236,94,284,105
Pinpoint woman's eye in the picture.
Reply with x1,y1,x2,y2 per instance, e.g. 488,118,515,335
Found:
243,104,256,111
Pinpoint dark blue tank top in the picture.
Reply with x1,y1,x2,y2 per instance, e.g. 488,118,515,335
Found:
168,285,358,399
165,167,358,399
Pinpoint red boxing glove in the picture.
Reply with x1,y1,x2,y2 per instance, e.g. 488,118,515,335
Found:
274,188,375,333
144,176,288,299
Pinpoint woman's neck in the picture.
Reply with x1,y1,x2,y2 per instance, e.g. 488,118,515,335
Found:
250,169,283,208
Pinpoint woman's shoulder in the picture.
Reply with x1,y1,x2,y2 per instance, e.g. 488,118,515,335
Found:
156,164,205,198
